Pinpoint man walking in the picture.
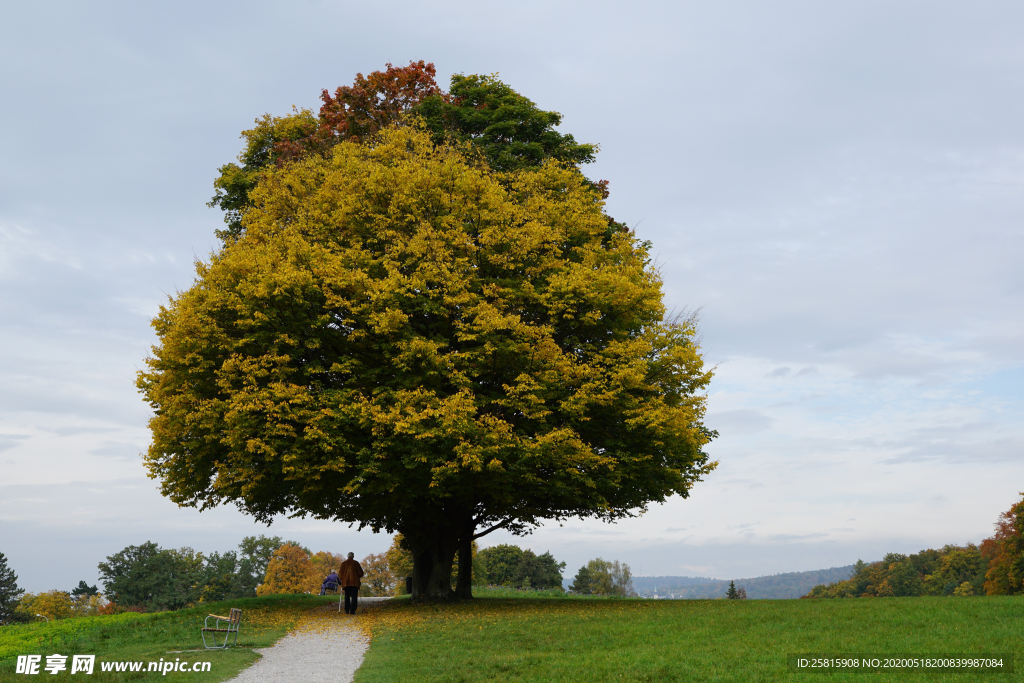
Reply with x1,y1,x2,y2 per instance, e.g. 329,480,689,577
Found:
339,552,364,615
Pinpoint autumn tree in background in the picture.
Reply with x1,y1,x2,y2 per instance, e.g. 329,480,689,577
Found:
256,543,318,596
360,553,398,596
385,536,414,595
16,590,74,621
309,550,345,594
982,492,1024,595
0,551,24,623
142,65,716,601
72,593,109,616
310,550,344,577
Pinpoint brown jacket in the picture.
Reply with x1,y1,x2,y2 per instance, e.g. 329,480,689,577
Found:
339,558,364,588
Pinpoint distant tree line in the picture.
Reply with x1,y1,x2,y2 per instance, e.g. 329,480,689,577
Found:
805,493,1024,598
0,535,298,620
0,535,583,622
632,566,856,599
97,536,291,610
803,546,984,598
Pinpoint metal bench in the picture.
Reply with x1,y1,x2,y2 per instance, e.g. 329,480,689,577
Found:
201,608,241,649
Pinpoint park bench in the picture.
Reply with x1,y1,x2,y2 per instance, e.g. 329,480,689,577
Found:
201,608,241,649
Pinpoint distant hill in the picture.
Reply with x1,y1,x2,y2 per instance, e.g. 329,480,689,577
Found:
632,565,858,599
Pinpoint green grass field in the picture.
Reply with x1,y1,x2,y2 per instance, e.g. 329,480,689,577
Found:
2,594,1020,682
0,594,334,682
355,595,1021,683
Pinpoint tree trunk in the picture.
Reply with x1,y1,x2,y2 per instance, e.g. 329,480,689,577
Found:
454,535,474,599
409,530,459,601
410,549,433,601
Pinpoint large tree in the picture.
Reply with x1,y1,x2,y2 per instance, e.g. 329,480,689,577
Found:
141,87,714,603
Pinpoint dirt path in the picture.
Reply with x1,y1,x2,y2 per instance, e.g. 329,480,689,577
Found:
226,598,388,683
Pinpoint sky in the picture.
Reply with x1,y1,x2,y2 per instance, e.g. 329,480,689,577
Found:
2,0,1022,593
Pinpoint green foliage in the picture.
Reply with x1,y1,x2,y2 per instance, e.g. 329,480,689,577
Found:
471,586,573,598
0,552,24,623
421,74,597,172
478,545,565,589
569,558,634,596
98,542,206,611
514,551,566,590
478,545,523,586
209,109,319,241
569,564,592,594
97,537,291,611
196,551,259,603
726,580,739,599
804,545,988,598
70,581,98,599
237,535,285,580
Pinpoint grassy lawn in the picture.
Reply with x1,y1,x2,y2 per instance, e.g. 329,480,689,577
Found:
4,593,1019,682
355,595,1022,682
0,594,337,682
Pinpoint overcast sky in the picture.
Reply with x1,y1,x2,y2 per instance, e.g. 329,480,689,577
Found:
2,0,1022,592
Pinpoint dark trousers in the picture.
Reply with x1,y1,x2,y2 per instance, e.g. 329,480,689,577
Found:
343,586,359,614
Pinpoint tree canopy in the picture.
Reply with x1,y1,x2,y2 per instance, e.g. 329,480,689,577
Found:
569,558,635,596
70,581,98,599
141,66,715,601
98,542,204,611
209,62,597,242
476,544,565,588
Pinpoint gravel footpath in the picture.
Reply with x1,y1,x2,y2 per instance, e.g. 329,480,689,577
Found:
226,598,389,683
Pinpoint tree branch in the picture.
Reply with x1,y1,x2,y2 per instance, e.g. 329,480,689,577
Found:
471,517,514,540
